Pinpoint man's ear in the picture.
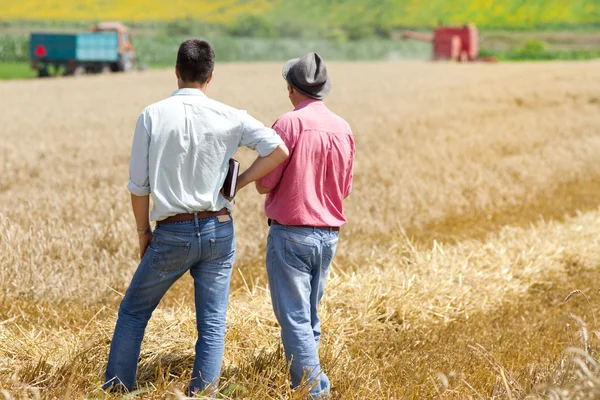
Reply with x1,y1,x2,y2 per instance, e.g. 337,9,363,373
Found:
175,65,180,80
287,83,294,95
206,71,214,85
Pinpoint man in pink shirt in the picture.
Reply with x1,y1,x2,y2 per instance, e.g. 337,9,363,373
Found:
256,53,355,398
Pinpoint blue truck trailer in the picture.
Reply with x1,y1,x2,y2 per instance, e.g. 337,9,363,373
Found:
30,22,136,78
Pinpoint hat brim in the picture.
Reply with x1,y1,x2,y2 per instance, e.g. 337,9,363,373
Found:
282,58,331,100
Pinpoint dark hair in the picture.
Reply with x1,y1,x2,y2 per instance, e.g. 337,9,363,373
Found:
176,39,215,83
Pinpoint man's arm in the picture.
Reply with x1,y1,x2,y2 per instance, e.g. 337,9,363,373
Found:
236,145,289,193
236,111,289,196
254,122,295,195
127,111,153,259
131,194,153,259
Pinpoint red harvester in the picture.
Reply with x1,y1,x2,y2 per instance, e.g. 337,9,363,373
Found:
402,24,496,62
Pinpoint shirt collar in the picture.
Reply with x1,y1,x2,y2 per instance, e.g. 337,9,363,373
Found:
171,88,206,97
294,98,324,111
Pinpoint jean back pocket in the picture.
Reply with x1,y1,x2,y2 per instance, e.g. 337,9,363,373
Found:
209,229,235,266
284,238,317,273
151,236,191,275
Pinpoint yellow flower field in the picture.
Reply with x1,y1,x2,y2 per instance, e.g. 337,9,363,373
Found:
2,0,598,27
2,0,276,23
390,0,599,27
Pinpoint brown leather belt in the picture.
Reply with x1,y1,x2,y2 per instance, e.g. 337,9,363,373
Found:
269,219,340,232
159,208,229,224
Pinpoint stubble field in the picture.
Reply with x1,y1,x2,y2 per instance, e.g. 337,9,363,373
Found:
1,60,600,399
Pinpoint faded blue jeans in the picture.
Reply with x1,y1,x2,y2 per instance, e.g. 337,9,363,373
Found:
104,214,235,396
266,224,338,399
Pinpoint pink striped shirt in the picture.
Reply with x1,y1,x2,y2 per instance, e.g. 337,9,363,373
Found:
258,99,354,227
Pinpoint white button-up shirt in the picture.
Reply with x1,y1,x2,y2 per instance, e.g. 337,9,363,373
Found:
127,88,283,221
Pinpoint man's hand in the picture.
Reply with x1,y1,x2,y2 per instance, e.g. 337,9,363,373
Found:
220,188,234,203
138,230,153,260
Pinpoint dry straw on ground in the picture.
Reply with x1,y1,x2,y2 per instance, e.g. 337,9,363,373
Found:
1,61,600,398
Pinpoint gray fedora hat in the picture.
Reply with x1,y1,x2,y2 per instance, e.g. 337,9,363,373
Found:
282,52,331,100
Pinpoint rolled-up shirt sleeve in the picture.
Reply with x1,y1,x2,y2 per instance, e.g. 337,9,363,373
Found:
238,111,283,157
127,112,151,196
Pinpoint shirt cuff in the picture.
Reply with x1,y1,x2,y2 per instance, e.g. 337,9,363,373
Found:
256,135,284,157
127,179,151,196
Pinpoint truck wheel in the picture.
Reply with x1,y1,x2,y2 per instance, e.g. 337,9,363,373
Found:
116,51,134,72
38,68,50,78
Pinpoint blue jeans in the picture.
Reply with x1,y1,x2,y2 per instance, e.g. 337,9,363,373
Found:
266,224,338,399
104,214,235,396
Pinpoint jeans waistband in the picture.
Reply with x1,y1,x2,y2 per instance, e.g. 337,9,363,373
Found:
268,219,340,232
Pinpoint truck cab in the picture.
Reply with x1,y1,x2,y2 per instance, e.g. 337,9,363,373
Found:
90,22,136,72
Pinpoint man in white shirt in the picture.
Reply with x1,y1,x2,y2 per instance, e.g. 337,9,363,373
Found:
103,39,288,396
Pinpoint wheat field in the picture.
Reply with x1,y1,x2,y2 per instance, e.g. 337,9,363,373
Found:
1,61,600,399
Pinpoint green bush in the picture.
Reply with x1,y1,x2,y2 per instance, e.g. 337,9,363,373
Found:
275,20,305,39
0,34,29,62
372,20,394,39
293,23,349,41
227,14,276,38
481,42,600,62
510,39,552,60
163,18,217,37
342,21,374,41
164,18,195,36
477,47,498,58
323,27,348,42
519,39,548,54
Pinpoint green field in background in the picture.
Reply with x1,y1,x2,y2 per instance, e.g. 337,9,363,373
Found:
0,63,36,80
0,33,432,65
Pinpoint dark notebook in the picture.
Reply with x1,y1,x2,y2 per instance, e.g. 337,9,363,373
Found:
223,158,240,198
